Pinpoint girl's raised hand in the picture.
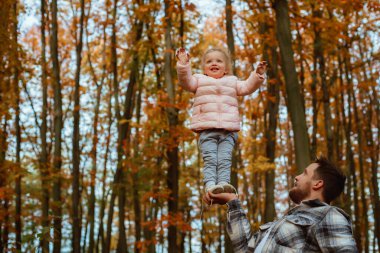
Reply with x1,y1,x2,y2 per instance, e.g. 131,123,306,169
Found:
256,61,267,75
176,48,190,65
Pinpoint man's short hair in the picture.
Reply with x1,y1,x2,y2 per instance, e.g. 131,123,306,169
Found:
313,156,346,203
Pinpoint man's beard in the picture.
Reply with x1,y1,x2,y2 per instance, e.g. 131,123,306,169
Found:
289,183,311,204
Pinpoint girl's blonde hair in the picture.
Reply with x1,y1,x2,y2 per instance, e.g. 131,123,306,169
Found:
201,48,233,75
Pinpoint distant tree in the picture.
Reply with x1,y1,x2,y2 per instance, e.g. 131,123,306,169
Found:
39,0,50,251
164,1,180,252
50,0,63,251
273,0,310,173
71,0,85,251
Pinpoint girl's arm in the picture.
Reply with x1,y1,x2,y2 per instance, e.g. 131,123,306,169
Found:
236,61,267,96
176,48,198,93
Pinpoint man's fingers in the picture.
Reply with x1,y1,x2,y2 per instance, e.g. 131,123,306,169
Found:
203,192,212,205
209,192,217,198
209,192,226,204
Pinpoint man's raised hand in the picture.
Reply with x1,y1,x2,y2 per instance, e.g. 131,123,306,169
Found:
203,192,238,206
176,48,190,65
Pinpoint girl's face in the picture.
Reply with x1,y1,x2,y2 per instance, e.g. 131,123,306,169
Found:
203,51,227,79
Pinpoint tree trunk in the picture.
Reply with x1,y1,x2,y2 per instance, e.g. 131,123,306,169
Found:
226,0,235,74
358,40,380,251
163,1,179,252
87,25,105,253
143,156,161,253
132,60,145,253
12,1,22,251
50,0,63,251
369,85,380,253
105,0,144,251
273,0,310,173
96,79,113,253
312,4,334,161
104,1,120,251
225,0,238,189
339,52,362,251
337,55,352,215
92,3,111,253
39,0,50,251
310,51,318,159
72,0,85,251
1,200,9,252
368,86,380,251
0,3,12,247
87,62,104,253
116,8,143,253
253,1,280,222
225,2,238,249
263,50,279,222
187,207,192,253
179,0,184,48
348,65,369,253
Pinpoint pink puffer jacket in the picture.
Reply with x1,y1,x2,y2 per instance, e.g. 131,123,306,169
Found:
177,62,265,132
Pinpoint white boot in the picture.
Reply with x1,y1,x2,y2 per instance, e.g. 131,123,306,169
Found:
219,182,237,194
205,185,224,194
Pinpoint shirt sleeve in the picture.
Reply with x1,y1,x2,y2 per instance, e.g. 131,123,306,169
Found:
236,71,265,96
314,208,358,252
226,199,255,253
176,61,198,93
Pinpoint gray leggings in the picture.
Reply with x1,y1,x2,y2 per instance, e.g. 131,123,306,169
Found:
198,130,238,185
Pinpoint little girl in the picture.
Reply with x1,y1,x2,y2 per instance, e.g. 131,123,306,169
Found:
176,47,267,194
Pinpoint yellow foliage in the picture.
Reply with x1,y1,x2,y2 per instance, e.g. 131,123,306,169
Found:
247,156,276,173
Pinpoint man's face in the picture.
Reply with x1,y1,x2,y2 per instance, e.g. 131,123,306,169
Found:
289,163,319,204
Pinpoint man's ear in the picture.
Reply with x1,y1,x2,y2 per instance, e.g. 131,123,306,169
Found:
312,180,324,191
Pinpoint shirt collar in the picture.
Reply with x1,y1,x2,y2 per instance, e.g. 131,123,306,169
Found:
300,199,329,207
288,199,328,214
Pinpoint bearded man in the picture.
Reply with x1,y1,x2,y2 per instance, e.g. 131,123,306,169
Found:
203,157,358,252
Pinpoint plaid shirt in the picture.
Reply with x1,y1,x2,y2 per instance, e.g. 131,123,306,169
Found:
226,199,358,253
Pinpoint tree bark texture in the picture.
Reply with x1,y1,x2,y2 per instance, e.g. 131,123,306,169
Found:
273,0,310,173
39,0,50,251
11,1,22,251
312,4,335,161
50,0,63,251
164,1,180,252
72,0,85,251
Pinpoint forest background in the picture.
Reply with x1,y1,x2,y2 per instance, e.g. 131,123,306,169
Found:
0,0,379,252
